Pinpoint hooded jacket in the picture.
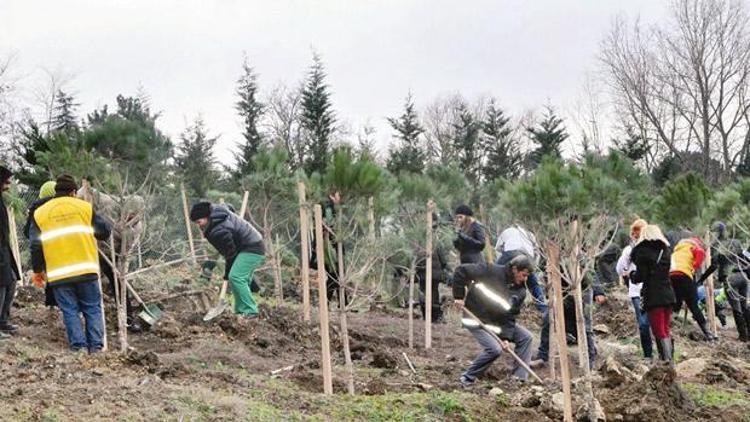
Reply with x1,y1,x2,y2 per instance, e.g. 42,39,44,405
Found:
670,238,705,280
452,263,526,340
630,239,676,310
202,204,265,277
0,194,19,287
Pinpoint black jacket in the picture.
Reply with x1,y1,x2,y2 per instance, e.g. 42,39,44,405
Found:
630,239,676,310
453,221,486,264
452,263,526,340
0,195,19,287
203,205,265,277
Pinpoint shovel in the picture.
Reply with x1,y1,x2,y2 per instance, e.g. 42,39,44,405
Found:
125,281,164,327
203,277,229,322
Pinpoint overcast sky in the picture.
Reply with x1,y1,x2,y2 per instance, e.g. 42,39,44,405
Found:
0,0,668,164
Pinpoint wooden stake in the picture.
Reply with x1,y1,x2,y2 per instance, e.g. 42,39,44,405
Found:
239,191,249,219
704,230,718,335
425,200,434,349
367,196,375,242
402,352,417,374
180,184,196,265
6,207,23,285
547,241,573,422
408,261,415,350
314,205,333,395
479,204,495,263
298,182,311,321
275,234,284,304
548,292,557,381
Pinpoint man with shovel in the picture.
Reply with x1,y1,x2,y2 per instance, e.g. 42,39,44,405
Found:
190,202,265,318
452,255,536,386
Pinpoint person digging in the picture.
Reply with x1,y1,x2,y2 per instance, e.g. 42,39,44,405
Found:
190,202,265,318
452,255,536,387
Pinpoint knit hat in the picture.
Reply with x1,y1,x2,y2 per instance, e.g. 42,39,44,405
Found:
0,166,11,183
454,204,473,217
54,174,78,194
39,181,56,199
189,202,212,221
508,254,535,273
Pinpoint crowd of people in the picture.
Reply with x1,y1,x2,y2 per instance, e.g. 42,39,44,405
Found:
1,167,749,390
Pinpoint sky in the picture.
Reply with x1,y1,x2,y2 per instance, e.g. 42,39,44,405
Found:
0,0,668,164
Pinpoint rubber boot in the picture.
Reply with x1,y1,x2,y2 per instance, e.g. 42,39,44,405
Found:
655,337,664,361
699,322,718,341
660,338,673,365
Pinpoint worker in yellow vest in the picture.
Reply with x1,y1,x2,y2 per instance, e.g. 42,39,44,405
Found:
29,175,111,353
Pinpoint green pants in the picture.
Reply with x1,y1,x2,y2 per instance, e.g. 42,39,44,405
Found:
228,252,265,315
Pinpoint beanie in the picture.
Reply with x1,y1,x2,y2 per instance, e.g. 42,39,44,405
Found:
454,204,473,217
54,174,78,194
190,202,212,221
39,181,57,199
0,166,11,183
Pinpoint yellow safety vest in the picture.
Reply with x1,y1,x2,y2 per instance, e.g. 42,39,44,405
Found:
34,196,100,284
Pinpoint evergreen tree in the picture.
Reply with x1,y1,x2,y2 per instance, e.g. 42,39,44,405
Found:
612,126,649,163
82,94,172,184
233,57,264,178
51,90,79,133
175,118,218,198
451,102,481,183
481,100,522,181
526,106,568,169
386,93,426,175
300,53,336,175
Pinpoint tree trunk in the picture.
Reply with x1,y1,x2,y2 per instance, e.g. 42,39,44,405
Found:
263,209,283,306
547,241,573,422
408,261,416,350
704,230,717,335
425,201,434,349
336,212,354,395
112,233,129,352
367,196,375,242
180,184,196,264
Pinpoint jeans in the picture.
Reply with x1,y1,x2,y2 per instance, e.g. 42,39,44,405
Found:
631,297,653,358
53,279,104,353
462,324,533,381
228,252,265,315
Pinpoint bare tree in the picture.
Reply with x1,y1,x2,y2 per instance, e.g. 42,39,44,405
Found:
601,0,750,180
264,82,304,169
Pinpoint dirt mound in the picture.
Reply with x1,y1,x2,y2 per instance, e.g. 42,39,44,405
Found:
13,285,45,307
598,363,695,421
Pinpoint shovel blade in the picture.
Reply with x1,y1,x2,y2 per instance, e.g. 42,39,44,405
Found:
138,304,163,326
203,299,229,322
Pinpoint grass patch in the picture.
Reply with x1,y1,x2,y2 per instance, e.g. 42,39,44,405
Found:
683,383,750,408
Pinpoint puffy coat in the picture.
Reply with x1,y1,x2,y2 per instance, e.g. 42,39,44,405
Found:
453,221,486,264
452,263,526,340
202,205,265,277
630,239,676,310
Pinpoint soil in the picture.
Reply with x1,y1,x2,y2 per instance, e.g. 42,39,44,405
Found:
1,277,749,421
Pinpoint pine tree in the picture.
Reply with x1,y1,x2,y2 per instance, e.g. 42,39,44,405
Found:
301,53,336,175
481,100,522,181
612,126,649,163
386,93,426,175
233,57,264,178
175,118,219,198
51,90,79,133
451,103,481,183
526,106,568,169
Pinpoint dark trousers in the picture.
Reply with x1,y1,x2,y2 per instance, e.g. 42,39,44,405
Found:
670,273,707,326
417,273,442,322
0,279,16,325
727,276,750,340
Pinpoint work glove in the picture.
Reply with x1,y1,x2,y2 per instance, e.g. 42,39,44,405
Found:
32,272,46,289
